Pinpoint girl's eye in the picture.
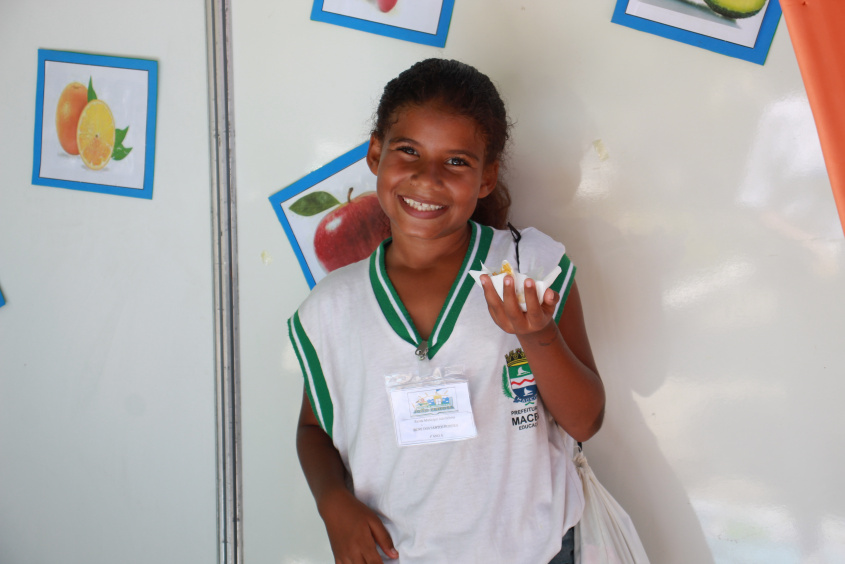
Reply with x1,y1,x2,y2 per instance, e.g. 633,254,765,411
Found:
446,157,468,166
397,146,417,156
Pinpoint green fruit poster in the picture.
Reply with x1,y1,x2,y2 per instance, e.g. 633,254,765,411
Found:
612,0,782,64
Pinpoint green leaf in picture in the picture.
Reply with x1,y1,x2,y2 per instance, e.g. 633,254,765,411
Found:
87,77,97,102
115,126,129,147
111,126,132,161
289,191,341,217
112,145,133,161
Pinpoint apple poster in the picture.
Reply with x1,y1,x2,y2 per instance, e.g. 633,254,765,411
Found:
270,142,391,288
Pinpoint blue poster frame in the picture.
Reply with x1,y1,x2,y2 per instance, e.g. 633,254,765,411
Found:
32,49,158,199
269,141,371,289
311,0,455,47
611,0,782,65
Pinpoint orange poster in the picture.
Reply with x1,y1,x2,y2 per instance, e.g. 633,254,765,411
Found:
780,0,845,235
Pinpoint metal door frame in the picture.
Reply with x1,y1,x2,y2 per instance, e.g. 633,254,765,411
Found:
207,0,242,562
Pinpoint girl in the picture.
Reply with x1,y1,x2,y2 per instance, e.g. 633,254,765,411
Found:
290,58,604,564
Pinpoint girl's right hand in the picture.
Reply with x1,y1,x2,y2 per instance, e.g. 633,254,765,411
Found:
319,488,399,564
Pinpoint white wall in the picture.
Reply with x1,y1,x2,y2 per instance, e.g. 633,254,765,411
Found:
4,1,842,563
0,1,219,563
233,2,845,563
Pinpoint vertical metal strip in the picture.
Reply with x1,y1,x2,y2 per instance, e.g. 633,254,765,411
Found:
206,0,241,563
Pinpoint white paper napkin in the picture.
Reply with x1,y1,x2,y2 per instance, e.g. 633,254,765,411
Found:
469,260,561,311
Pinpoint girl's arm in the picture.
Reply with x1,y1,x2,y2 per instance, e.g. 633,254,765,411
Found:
479,277,605,442
296,389,399,563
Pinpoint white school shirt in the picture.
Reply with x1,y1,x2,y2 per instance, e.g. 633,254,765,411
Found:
289,221,584,564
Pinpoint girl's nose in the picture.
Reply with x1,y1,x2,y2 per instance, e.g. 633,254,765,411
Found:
411,158,442,189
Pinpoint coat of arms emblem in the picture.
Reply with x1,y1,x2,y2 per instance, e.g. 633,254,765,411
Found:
502,348,537,404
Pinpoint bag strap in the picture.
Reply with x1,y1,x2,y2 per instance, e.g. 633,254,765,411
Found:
507,222,522,271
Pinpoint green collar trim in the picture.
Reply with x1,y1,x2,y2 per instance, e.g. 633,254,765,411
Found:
369,222,493,359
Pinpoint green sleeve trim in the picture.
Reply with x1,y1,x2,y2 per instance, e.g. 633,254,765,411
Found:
288,312,333,438
551,255,576,325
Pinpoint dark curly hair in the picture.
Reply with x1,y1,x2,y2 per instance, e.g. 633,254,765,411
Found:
371,58,512,229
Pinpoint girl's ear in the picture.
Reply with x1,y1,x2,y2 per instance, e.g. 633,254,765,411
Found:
366,133,382,175
478,160,500,199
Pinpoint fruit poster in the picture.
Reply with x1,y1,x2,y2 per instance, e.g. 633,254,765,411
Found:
270,142,391,288
311,0,455,47
32,49,158,199
612,0,782,65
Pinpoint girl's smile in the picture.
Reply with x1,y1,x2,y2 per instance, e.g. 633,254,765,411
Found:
366,102,499,246
401,196,445,213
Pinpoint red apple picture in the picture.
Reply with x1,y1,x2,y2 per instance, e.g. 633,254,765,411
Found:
377,0,398,13
309,187,391,272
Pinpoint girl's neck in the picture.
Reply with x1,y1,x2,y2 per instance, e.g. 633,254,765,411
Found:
385,222,471,272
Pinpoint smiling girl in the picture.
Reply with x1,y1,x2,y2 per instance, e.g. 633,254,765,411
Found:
290,58,605,564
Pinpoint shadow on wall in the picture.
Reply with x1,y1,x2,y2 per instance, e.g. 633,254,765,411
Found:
571,213,715,564
505,78,716,564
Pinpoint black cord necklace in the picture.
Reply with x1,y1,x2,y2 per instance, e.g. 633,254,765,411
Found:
507,222,522,271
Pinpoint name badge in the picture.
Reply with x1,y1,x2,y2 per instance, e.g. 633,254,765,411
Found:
388,382,477,446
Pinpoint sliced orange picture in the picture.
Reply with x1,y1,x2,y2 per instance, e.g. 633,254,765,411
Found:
76,99,115,170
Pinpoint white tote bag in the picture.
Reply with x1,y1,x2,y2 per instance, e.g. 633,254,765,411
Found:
574,448,650,564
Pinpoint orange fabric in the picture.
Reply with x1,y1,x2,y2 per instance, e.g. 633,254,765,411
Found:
780,0,845,236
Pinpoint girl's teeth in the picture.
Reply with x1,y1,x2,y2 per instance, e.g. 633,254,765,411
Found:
403,197,444,212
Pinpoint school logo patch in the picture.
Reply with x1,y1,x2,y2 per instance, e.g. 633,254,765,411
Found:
502,348,537,405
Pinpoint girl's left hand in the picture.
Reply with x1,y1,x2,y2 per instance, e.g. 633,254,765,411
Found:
480,274,560,337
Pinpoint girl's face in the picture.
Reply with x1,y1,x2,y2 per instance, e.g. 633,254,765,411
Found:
366,103,499,244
